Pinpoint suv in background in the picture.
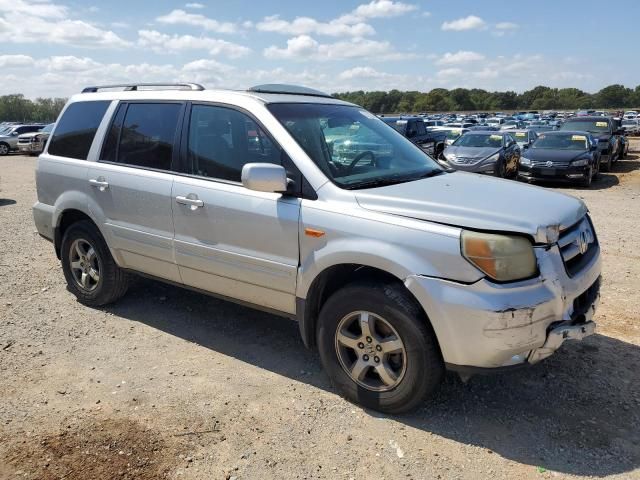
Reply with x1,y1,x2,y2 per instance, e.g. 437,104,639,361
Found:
0,124,44,155
382,116,447,158
560,116,623,171
18,123,54,155
33,83,601,413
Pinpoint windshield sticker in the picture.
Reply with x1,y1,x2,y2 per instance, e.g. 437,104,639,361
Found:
515,132,526,137
452,129,461,134
596,122,608,127
490,135,502,140
572,135,587,141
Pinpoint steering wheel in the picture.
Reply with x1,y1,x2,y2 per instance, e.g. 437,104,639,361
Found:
346,150,376,174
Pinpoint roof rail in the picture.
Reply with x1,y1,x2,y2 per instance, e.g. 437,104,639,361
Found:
81,83,205,93
248,84,332,98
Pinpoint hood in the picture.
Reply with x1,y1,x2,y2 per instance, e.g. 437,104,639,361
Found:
354,171,587,243
445,146,500,161
524,148,588,163
18,132,43,139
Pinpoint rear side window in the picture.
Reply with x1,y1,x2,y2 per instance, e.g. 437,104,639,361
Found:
48,101,110,159
102,103,181,170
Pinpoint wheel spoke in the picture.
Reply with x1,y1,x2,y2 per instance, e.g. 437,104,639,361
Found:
86,247,96,263
70,261,82,271
379,336,403,355
74,242,85,259
375,361,398,387
88,268,99,282
336,330,361,350
80,272,89,288
359,312,375,339
350,358,370,381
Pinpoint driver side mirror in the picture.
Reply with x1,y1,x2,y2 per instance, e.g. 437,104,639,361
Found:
11,131,18,136
241,163,288,194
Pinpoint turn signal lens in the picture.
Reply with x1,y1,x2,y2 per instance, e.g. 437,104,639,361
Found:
461,231,537,282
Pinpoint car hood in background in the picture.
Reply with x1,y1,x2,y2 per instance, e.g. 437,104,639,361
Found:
524,148,589,163
444,146,500,161
354,171,587,243
17,132,44,140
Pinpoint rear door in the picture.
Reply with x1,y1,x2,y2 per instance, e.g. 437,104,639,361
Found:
171,103,301,314
87,101,184,282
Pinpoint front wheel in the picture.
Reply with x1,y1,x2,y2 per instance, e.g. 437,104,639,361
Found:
317,282,444,414
0,143,9,156
494,158,507,178
61,220,129,306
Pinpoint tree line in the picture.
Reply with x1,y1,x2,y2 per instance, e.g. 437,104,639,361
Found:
1,84,639,121
0,94,67,123
333,84,640,114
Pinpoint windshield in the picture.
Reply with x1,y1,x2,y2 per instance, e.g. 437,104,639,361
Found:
42,123,54,133
533,133,588,150
561,120,610,134
453,133,503,148
513,132,529,143
268,103,443,189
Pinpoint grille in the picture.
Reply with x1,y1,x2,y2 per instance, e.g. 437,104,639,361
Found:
572,277,600,320
452,157,479,165
557,216,598,277
18,138,32,144
531,160,570,168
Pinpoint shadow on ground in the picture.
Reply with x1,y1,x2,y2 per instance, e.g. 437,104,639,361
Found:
0,199,17,207
103,278,640,477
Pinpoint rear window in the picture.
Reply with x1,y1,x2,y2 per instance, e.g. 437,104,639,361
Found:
48,101,110,159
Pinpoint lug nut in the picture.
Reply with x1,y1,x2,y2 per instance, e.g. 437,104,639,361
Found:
363,354,369,361
366,336,372,343
375,345,382,352
374,356,380,363
357,342,364,349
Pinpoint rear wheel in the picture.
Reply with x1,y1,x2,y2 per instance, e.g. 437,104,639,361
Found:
317,282,444,413
61,220,129,306
0,143,9,156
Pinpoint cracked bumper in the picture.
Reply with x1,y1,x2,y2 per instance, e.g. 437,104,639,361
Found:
405,243,601,369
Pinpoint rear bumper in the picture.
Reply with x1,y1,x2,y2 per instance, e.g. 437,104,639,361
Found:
405,243,601,369
32,201,55,241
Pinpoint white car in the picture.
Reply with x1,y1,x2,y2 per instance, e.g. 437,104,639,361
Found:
623,111,638,119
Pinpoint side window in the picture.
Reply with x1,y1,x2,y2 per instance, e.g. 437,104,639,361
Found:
100,104,127,162
187,104,280,182
416,121,426,136
48,101,110,160
114,103,181,170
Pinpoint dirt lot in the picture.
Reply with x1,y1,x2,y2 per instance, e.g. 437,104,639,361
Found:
0,148,639,480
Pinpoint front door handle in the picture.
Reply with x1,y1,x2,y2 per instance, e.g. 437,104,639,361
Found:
89,178,109,191
176,194,204,209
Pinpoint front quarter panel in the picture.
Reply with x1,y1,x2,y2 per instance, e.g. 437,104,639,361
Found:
296,193,484,299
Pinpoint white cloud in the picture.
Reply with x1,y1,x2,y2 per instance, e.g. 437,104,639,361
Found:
339,66,395,80
185,2,205,8
42,56,101,72
256,0,416,37
264,35,415,61
138,30,250,57
256,15,375,37
156,9,237,34
436,68,464,79
436,50,485,65
0,54,34,68
0,0,129,48
495,22,518,30
441,15,487,31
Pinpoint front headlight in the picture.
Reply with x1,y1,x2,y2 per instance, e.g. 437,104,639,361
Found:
520,157,531,165
486,153,500,162
444,152,456,161
461,231,537,282
571,158,589,166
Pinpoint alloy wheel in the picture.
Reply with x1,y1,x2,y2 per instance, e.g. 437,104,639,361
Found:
334,311,407,392
0,144,8,155
69,238,101,291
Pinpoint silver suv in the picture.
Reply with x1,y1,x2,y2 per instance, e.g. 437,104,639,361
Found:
33,83,601,413
0,124,44,155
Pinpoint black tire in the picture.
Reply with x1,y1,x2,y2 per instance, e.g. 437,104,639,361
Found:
61,220,129,306
0,143,9,156
317,282,444,414
580,167,593,188
601,155,612,172
494,158,507,178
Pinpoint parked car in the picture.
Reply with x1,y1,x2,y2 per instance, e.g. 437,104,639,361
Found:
500,120,525,130
17,123,54,155
559,116,623,171
382,116,447,157
519,131,600,187
0,124,44,155
33,82,601,413
623,111,638,119
441,130,521,178
433,126,470,146
511,129,538,149
424,119,445,127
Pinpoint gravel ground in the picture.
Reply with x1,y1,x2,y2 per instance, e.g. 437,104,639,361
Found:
0,147,639,480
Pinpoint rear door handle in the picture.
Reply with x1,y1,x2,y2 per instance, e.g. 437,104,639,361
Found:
89,178,109,190
176,195,204,209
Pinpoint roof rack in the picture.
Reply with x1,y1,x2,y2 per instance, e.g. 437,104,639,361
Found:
247,84,332,98
81,83,205,93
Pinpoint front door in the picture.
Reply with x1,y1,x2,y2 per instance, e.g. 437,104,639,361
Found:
172,103,300,314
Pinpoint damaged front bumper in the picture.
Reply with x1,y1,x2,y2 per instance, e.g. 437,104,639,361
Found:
405,241,601,370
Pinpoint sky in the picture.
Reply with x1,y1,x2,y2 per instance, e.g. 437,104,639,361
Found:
1,0,639,99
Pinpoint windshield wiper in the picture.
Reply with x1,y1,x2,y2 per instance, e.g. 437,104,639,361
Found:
343,169,445,190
